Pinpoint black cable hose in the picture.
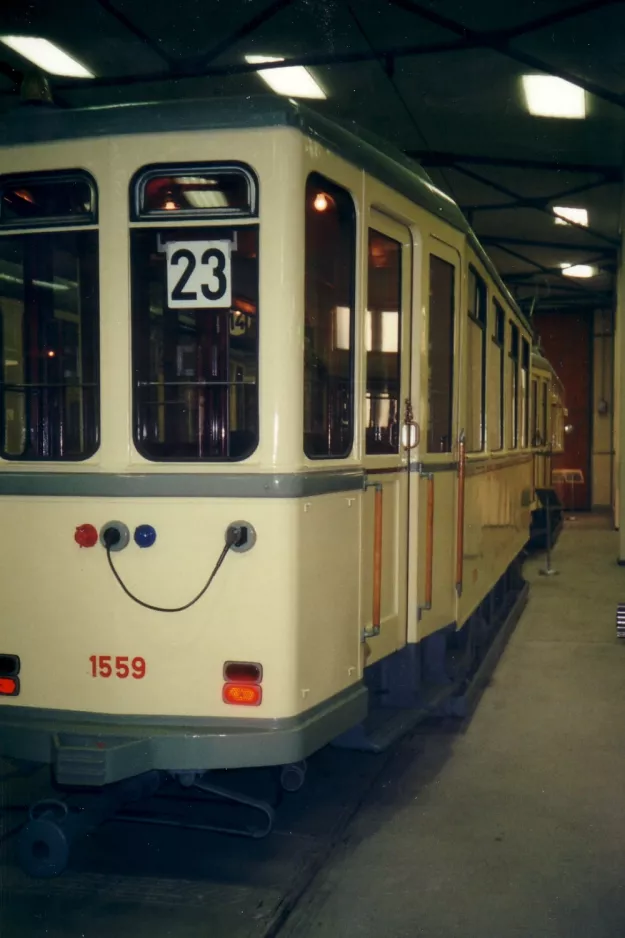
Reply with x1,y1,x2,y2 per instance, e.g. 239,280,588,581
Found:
105,528,238,613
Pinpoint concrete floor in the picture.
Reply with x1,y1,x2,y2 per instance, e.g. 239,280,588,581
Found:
283,520,625,938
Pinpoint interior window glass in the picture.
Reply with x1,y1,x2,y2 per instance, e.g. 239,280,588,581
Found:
0,173,95,227
303,173,355,459
134,165,256,219
509,322,519,449
466,266,486,452
131,225,258,460
427,255,455,454
366,229,401,455
489,301,505,451
0,171,99,461
521,338,530,447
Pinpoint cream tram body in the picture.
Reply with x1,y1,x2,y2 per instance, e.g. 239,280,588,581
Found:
0,98,547,785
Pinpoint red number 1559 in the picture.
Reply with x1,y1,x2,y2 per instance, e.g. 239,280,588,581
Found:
89,655,146,679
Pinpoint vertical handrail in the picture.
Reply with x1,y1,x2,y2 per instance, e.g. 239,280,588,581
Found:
456,431,466,596
372,483,383,633
424,473,435,610
364,481,383,639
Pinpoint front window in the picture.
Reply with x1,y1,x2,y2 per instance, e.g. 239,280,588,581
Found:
0,171,99,461
131,164,259,461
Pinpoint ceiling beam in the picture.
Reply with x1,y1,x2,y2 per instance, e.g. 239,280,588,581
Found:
386,0,625,113
407,151,622,181
388,0,623,44
493,242,612,298
38,36,481,93
454,165,619,247
491,0,625,41
480,236,615,255
184,0,296,71
461,177,612,212
95,0,178,70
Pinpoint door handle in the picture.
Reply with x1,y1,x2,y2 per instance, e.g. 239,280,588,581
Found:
402,398,420,450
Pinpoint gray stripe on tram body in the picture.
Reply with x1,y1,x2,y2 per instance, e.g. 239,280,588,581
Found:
0,470,367,498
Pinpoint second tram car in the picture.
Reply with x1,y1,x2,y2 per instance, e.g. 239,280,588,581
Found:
0,97,566,865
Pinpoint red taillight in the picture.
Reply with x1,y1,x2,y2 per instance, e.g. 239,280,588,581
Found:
74,523,98,548
223,683,262,706
0,677,18,696
223,661,263,683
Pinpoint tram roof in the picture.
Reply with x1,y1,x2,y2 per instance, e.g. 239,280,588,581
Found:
0,94,530,332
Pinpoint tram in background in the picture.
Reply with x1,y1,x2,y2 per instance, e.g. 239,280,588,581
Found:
529,351,566,548
0,96,566,872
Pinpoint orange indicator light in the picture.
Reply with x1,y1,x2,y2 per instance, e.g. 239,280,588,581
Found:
223,682,262,706
0,677,17,695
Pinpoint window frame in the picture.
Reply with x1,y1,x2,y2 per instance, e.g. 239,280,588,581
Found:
130,162,259,222
426,252,456,455
521,337,530,449
365,226,403,457
0,169,98,229
129,161,260,464
466,264,487,453
0,176,101,462
303,171,356,461
491,299,505,452
509,321,520,450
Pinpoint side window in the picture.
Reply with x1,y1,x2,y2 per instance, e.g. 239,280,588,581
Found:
304,174,355,459
509,322,519,449
0,171,99,461
489,301,505,451
465,266,486,452
521,338,530,448
541,379,548,445
366,230,401,455
531,378,538,445
427,255,455,454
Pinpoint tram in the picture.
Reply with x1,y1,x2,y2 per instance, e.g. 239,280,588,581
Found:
0,96,565,868
528,351,566,548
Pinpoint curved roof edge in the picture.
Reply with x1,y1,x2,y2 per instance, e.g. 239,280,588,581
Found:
0,94,530,331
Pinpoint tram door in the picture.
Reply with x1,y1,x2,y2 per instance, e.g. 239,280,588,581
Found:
361,212,413,665
416,238,460,638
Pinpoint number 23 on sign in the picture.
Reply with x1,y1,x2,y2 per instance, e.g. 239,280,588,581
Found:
89,655,146,679
166,239,232,309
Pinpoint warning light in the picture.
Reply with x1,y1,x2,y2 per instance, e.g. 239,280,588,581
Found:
0,677,18,696
223,683,262,706
74,523,98,548
46,349,56,358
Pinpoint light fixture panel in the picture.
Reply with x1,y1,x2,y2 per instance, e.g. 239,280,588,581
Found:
0,36,93,78
522,75,585,118
245,55,326,99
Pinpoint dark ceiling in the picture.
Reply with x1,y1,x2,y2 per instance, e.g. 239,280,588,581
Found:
0,0,623,315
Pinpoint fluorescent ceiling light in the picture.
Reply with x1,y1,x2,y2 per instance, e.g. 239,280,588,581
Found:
0,36,93,78
245,55,325,99
522,75,585,118
553,206,588,227
560,263,597,278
